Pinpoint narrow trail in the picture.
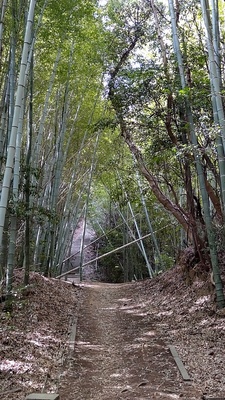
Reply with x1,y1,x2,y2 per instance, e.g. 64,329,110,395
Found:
60,282,201,400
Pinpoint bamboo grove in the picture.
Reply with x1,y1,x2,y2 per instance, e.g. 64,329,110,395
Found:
1,0,225,308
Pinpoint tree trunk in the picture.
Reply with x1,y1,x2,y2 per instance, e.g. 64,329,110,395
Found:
169,0,225,308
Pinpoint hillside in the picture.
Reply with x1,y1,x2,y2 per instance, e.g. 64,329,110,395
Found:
0,271,82,399
1,262,225,399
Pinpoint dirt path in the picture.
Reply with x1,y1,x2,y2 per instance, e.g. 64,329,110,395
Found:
60,282,202,399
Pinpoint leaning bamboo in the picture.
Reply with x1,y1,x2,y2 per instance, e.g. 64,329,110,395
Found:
116,171,153,278
57,210,142,270
96,220,124,270
135,167,163,271
56,224,172,279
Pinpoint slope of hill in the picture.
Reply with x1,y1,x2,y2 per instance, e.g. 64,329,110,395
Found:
0,271,81,399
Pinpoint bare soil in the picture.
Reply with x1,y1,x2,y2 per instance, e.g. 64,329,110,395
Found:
60,282,201,399
1,263,225,400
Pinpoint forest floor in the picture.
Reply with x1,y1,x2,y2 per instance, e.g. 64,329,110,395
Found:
1,261,225,400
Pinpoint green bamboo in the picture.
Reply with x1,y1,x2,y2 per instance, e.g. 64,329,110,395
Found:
0,78,9,167
32,47,61,163
135,168,163,271
97,220,124,271
117,171,154,278
0,0,7,57
54,187,84,274
169,0,225,308
79,131,101,281
24,53,33,285
0,0,36,249
200,0,225,214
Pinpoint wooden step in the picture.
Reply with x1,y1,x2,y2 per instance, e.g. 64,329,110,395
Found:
26,394,59,400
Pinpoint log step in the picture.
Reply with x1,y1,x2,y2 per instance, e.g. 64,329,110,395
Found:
169,345,192,381
26,394,59,400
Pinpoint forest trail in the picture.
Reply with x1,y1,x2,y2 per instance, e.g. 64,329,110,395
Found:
60,282,202,400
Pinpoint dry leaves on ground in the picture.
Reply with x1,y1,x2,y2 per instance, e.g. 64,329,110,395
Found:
0,271,81,400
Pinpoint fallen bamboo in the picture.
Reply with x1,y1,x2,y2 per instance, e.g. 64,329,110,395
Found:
56,235,101,266
56,224,171,279
57,213,141,267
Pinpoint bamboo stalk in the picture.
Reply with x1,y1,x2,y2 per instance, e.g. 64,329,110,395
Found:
56,224,171,279
96,220,124,270
79,130,101,281
0,0,8,58
168,0,225,309
200,0,225,214
116,170,154,278
0,0,37,249
56,210,145,269
135,167,163,271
